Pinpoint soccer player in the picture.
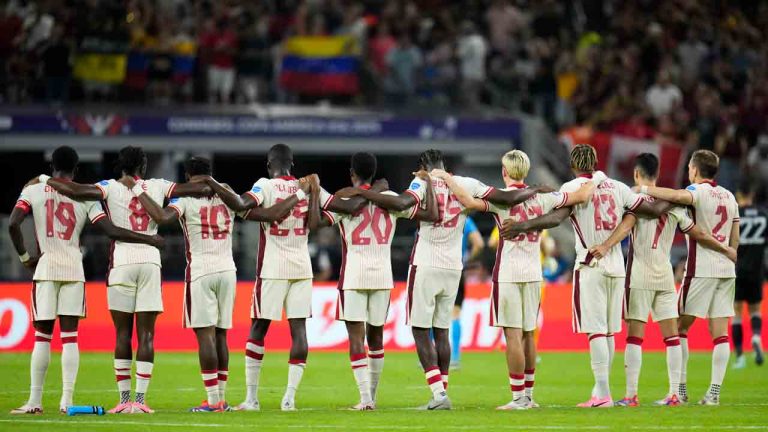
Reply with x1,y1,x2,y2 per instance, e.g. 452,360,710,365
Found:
43,146,208,413
352,149,545,410
9,146,164,415
308,152,438,410
731,181,767,369
126,156,306,412
500,144,669,408
432,149,600,409
588,153,737,406
625,149,740,405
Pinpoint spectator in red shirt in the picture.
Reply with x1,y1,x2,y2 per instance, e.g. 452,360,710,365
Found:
200,17,238,104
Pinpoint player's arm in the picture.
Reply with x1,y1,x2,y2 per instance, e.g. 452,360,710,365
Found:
243,198,300,222
307,180,326,230
429,169,487,211
354,181,418,212
632,197,675,218
8,205,40,272
323,175,382,215
484,186,550,207
170,181,212,198
563,181,597,206
500,206,570,239
589,213,637,259
686,224,738,263
93,218,164,248
204,177,260,211
642,185,694,206
46,177,103,201
412,170,440,222
124,177,180,225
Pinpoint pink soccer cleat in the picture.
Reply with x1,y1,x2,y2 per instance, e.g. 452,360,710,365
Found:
131,402,155,413
349,401,375,411
577,396,613,408
614,395,639,407
10,404,43,415
654,394,681,406
108,402,133,414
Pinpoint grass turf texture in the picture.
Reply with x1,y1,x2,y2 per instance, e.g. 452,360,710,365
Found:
0,351,765,431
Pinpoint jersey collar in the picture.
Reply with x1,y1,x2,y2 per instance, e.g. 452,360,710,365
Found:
577,173,593,179
277,175,297,181
698,179,717,187
359,184,371,190
508,182,527,188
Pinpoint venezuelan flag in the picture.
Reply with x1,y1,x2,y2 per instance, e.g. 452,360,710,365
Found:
280,36,359,95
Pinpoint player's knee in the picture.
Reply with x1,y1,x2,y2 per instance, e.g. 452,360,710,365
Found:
33,320,55,335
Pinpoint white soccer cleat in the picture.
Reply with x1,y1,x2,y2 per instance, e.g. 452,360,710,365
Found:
526,396,540,408
732,355,746,370
281,398,297,412
10,404,43,415
418,396,452,410
698,393,719,406
496,398,529,410
349,401,375,411
236,400,261,411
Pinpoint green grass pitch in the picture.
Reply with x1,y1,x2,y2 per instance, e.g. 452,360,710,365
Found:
0,351,765,431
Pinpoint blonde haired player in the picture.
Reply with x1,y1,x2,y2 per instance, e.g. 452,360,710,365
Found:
501,144,670,408
9,146,164,415
432,149,600,409
589,153,736,407
641,150,740,405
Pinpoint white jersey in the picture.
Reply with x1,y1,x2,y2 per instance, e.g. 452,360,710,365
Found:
324,189,416,290
683,181,739,278
561,176,644,276
246,176,311,280
409,175,493,270
626,199,694,291
488,186,569,282
96,178,175,268
169,195,237,282
16,183,107,282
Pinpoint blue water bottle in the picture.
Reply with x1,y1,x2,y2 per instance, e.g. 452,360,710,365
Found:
67,405,105,416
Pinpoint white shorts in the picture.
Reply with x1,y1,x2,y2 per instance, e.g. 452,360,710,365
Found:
572,267,624,334
405,265,461,329
251,278,312,321
31,281,85,321
624,288,678,323
678,277,735,319
336,289,391,326
490,281,541,331
208,66,235,96
107,263,163,313
184,271,237,329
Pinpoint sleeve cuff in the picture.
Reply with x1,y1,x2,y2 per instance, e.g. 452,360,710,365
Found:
322,194,335,210
165,182,178,199
95,184,107,200
405,189,422,208
629,196,644,211
14,200,31,213
732,217,740,222
322,210,335,225
168,205,182,217
681,221,695,233
480,187,494,199
90,213,107,223
481,200,490,212
245,191,262,206
556,192,568,209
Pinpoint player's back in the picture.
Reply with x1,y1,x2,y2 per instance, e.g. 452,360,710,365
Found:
411,175,492,270
169,194,237,282
247,176,311,279
18,182,106,282
736,204,767,278
97,178,174,267
561,176,643,276
685,182,739,278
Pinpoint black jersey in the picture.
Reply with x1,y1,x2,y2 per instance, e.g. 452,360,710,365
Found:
736,205,768,281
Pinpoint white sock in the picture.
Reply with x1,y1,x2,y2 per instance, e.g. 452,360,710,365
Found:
425,367,447,400
244,339,264,403
710,336,730,396
134,361,153,404
368,349,384,401
680,334,689,399
28,331,52,407
350,354,372,404
624,337,643,398
202,370,220,405
524,368,535,400
607,334,616,368
114,358,132,404
284,360,306,402
441,371,449,391
509,373,525,401
664,335,682,396
217,369,228,402
589,334,610,399
60,331,79,408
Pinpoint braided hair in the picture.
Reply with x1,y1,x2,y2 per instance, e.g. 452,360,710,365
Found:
569,144,597,173
418,149,444,171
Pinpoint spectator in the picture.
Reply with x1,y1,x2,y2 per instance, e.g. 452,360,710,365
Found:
456,21,487,108
200,17,238,104
645,70,682,118
41,23,71,104
384,33,422,105
237,14,271,104
485,0,525,54
677,29,708,88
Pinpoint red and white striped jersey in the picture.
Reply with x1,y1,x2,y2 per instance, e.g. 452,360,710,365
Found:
682,181,739,278
626,200,694,291
96,178,175,268
488,187,569,282
323,190,416,290
561,176,644,276
169,195,237,282
409,175,493,270
16,183,106,282
246,177,311,280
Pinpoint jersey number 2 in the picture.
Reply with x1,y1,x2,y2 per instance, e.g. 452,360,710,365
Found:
711,205,729,242
44,200,76,240
351,207,393,245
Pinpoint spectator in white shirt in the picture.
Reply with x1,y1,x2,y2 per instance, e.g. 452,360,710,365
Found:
457,21,488,108
645,71,682,118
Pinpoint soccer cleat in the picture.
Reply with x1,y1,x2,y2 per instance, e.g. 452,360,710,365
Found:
281,398,297,412
418,396,452,410
753,335,765,366
526,396,540,408
189,400,222,412
698,393,719,406
654,394,681,406
349,401,375,411
496,398,529,410
678,384,688,403
732,355,746,370
236,400,260,411
10,404,43,415
108,402,133,414
131,402,155,413
614,395,639,407
577,396,613,408
220,402,233,412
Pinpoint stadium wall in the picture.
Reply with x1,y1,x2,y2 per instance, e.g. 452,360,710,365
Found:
1,282,764,352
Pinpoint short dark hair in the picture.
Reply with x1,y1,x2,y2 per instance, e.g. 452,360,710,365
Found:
117,146,146,175
418,149,443,170
635,153,659,179
690,149,719,179
268,143,293,165
351,152,377,182
51,146,79,173
185,156,212,176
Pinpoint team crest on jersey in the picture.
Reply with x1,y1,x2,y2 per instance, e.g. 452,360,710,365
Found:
251,185,262,193
169,197,179,204
409,182,421,190
686,185,696,191
98,180,110,186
